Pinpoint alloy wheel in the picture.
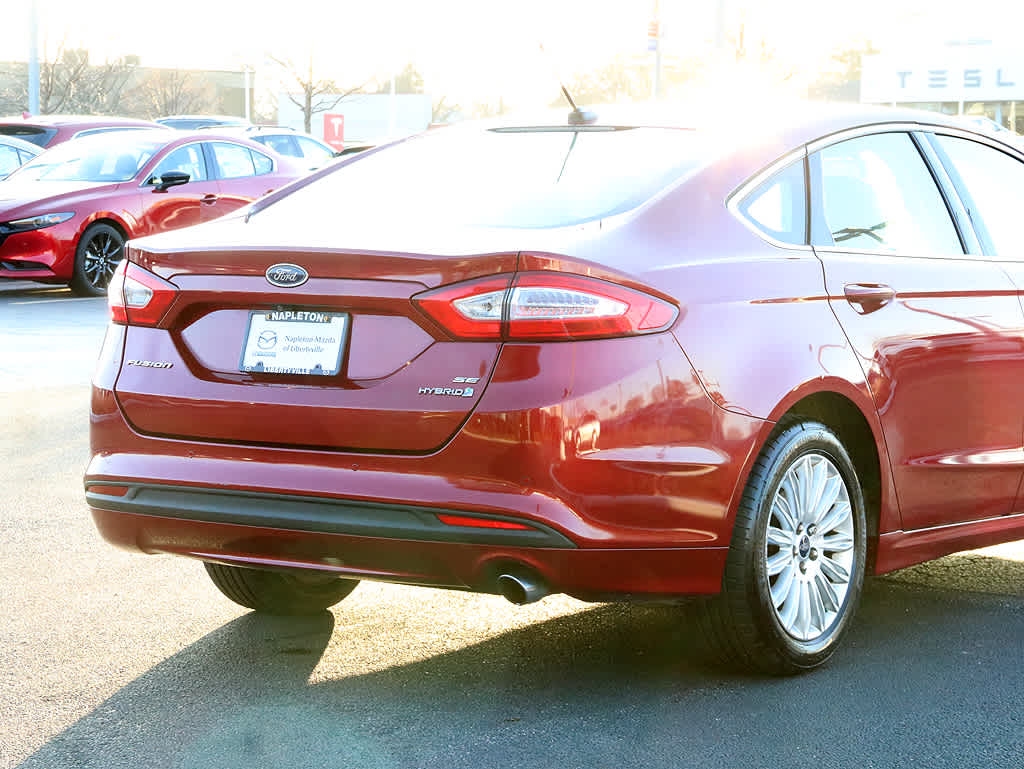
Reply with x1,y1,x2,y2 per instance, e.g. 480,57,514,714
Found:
764,452,856,642
81,230,123,290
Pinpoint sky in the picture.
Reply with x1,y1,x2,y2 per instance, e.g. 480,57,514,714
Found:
6,0,1024,110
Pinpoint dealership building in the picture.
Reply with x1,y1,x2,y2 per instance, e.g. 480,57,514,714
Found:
861,43,1024,132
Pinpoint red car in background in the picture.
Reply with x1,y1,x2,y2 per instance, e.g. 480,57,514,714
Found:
0,115,164,148
0,130,303,294
86,105,1024,673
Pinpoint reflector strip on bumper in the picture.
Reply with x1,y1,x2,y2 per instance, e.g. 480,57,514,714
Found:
85,482,576,549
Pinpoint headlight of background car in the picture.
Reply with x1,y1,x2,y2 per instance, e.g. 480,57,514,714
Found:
2,212,75,232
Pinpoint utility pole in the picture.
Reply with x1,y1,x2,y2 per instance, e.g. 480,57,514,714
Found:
650,0,662,99
244,66,252,122
28,0,39,114
715,0,727,52
388,72,396,137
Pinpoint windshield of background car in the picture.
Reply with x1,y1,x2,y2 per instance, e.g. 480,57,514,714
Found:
9,134,167,182
258,126,704,228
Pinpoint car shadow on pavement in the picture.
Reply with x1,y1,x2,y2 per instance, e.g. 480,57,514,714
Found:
16,556,1024,769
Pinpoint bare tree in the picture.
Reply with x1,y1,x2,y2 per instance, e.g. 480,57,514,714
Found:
270,54,364,133
549,56,652,107
129,69,215,117
1,40,138,115
38,43,92,113
807,40,879,102
431,96,460,124
375,63,424,94
88,54,141,114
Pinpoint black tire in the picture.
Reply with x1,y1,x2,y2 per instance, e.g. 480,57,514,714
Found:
696,420,867,674
70,222,124,296
204,563,359,615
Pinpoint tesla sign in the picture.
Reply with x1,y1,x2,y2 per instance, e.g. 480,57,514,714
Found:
323,114,344,151
861,51,1024,103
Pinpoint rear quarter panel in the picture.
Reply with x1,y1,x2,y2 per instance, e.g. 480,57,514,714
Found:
558,156,901,538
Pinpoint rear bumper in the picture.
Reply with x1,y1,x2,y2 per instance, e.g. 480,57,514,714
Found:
88,327,770,599
85,482,576,549
89,504,729,600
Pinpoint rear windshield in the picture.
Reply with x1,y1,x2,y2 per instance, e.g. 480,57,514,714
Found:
0,125,57,147
258,126,704,229
11,133,166,182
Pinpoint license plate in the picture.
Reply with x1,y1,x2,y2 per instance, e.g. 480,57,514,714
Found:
239,309,348,376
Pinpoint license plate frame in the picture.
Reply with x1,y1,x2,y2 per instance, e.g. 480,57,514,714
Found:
239,309,348,376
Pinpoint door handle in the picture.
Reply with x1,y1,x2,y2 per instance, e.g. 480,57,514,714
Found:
844,283,895,314
201,194,218,204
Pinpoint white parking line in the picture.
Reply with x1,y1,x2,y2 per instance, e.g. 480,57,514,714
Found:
11,296,106,305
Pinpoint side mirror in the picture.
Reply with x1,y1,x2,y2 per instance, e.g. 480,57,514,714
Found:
152,171,190,192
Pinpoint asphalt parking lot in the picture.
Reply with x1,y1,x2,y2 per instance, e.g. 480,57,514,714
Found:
2,283,1023,769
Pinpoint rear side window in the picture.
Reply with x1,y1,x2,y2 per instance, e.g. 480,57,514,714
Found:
812,133,962,255
736,160,806,245
296,136,334,163
251,150,273,175
256,126,707,229
211,142,273,178
0,145,20,177
934,135,1024,258
257,134,299,157
211,142,255,178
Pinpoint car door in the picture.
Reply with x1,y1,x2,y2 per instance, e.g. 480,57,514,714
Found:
139,142,221,233
206,141,280,218
928,131,1024,516
810,129,1024,531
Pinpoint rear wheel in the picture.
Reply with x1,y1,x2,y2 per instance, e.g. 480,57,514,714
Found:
697,421,867,674
204,563,359,615
70,223,124,296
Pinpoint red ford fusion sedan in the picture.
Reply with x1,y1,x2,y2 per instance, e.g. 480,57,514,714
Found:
86,104,1024,673
0,131,303,295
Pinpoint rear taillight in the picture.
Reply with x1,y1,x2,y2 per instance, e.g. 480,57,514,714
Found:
414,272,677,341
108,260,178,327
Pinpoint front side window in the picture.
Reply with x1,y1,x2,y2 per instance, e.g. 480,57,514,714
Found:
934,135,1024,258
147,143,207,184
736,159,806,245
812,132,962,255
211,142,256,179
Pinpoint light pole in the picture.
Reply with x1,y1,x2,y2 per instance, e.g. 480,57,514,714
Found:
28,0,39,114
244,66,252,122
650,0,662,100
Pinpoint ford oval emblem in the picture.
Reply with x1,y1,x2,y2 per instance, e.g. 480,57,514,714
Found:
265,263,309,288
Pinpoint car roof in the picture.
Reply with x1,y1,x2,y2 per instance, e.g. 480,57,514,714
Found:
461,101,1016,178
0,115,162,128
157,115,250,122
483,101,979,147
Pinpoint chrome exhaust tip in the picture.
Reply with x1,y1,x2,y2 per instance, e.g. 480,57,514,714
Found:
497,571,549,605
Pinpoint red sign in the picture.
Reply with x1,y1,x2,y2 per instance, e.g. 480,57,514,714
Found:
323,113,345,151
